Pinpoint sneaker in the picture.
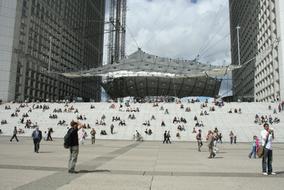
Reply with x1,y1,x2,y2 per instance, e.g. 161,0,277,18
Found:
262,172,268,176
270,172,276,175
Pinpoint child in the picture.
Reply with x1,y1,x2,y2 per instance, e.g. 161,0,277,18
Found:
248,135,257,158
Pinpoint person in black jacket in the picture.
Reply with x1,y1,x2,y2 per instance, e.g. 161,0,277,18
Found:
68,120,83,173
10,126,19,142
163,131,167,144
32,127,42,153
46,128,53,141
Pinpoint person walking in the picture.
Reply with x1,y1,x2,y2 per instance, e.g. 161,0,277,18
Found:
110,124,114,134
196,129,203,152
67,120,83,173
90,128,96,144
163,130,167,144
46,128,53,141
207,130,215,158
261,123,276,175
32,127,42,153
218,133,223,144
234,135,237,144
229,131,234,144
166,131,171,144
10,126,19,142
248,135,258,159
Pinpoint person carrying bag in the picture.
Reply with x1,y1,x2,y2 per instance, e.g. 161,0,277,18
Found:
256,134,268,158
259,123,276,175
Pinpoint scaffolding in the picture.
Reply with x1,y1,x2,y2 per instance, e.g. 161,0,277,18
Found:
107,0,127,64
121,0,127,59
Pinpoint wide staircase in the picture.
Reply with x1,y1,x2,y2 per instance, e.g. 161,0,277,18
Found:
0,101,283,142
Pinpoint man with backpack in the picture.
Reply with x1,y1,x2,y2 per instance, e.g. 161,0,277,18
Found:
64,120,83,174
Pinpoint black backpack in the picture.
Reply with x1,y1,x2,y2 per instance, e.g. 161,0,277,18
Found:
63,128,72,149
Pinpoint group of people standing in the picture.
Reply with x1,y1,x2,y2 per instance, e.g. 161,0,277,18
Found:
246,123,275,175
195,123,276,175
195,129,220,158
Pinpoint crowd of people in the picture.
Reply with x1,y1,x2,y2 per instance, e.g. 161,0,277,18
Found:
254,114,280,125
1,100,281,142
0,99,281,176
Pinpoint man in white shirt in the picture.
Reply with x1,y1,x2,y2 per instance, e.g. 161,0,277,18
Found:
261,123,276,175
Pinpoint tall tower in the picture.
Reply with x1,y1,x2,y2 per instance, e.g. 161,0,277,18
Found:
229,0,284,102
0,0,105,102
107,0,127,64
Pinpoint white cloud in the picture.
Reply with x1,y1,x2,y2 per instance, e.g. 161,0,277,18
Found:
126,0,231,66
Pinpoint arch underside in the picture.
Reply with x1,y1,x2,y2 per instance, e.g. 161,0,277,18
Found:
102,76,221,98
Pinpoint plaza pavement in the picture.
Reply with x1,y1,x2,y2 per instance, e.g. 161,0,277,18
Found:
0,136,284,190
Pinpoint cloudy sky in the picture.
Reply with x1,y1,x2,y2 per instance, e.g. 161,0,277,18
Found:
125,0,231,66
104,0,232,96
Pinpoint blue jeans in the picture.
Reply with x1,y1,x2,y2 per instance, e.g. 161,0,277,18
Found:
249,146,256,158
262,148,273,173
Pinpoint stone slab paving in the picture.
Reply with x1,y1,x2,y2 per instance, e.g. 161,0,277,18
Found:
0,136,284,190
0,169,56,190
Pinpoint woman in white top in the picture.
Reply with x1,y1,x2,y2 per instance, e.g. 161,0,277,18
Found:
261,123,276,175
